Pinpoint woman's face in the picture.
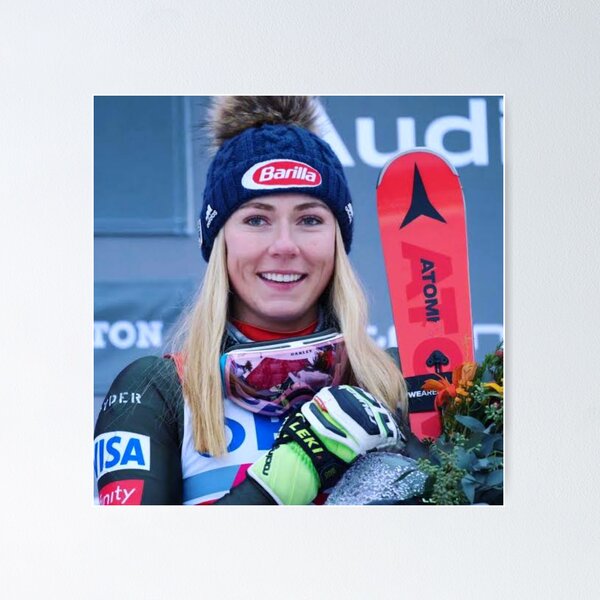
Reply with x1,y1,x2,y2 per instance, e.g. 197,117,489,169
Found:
223,193,336,332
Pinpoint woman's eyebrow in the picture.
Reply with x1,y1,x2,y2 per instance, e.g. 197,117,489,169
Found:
240,201,327,212
294,202,328,211
240,202,275,211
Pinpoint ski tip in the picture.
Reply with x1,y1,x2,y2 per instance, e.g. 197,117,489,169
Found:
376,148,459,189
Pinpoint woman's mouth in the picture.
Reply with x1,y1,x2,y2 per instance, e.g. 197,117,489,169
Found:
258,272,307,287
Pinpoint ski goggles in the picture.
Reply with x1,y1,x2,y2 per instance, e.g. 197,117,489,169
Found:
220,328,349,416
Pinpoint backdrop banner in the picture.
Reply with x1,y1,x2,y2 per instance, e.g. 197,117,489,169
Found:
94,280,196,395
94,96,192,235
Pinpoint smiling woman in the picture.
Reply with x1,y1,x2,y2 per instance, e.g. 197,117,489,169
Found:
94,96,411,505
224,195,336,332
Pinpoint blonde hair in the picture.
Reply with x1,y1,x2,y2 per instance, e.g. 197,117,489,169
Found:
328,227,407,417
170,226,407,456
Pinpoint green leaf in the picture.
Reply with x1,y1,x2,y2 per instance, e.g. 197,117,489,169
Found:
472,472,488,484
428,452,442,467
422,474,435,499
455,448,477,470
454,415,485,432
479,456,503,471
480,434,501,455
473,458,491,471
461,476,477,503
486,469,503,487
434,438,454,454
464,432,484,451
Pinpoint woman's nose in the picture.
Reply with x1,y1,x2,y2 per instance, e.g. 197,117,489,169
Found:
268,223,300,257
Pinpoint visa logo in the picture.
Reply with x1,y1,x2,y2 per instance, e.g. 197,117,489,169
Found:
94,431,151,480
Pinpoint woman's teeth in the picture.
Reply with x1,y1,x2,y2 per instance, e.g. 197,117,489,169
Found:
260,273,304,283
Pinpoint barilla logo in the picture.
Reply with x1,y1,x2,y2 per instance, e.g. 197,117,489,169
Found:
241,159,322,190
94,431,151,480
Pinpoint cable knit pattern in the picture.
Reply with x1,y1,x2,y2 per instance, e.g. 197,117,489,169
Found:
199,122,353,261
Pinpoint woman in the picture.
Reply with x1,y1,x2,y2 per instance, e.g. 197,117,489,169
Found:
94,96,409,505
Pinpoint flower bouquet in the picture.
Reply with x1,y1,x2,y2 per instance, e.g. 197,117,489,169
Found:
326,344,504,505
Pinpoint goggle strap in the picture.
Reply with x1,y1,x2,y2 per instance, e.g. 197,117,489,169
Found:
276,412,350,489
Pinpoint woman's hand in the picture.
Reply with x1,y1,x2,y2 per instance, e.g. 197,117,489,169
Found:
301,384,402,459
247,385,403,504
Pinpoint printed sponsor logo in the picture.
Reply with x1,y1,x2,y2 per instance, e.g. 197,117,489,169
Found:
317,97,499,168
262,449,274,476
402,242,458,334
94,320,163,350
407,389,437,399
99,479,144,505
94,431,151,479
344,202,354,224
195,404,285,459
241,159,322,190
399,163,446,229
288,419,323,454
420,259,441,323
205,204,218,228
101,391,142,412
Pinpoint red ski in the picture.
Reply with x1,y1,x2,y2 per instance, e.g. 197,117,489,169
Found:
376,149,474,440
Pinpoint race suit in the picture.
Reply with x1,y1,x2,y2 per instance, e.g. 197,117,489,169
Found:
94,318,333,505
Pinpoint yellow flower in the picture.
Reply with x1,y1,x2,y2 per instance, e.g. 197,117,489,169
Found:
423,361,478,409
484,382,503,395
459,363,477,387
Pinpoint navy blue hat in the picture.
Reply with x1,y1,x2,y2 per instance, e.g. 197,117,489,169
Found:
199,122,354,261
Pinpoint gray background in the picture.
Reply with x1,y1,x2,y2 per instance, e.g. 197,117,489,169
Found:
2,2,598,599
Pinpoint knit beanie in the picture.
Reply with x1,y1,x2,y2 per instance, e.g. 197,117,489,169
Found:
199,96,354,261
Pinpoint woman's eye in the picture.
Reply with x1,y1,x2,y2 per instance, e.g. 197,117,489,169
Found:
245,216,268,226
300,215,323,226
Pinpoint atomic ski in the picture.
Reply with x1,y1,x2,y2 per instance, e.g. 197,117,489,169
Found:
376,149,474,440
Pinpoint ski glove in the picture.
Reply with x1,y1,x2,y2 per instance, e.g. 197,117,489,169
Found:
247,385,403,504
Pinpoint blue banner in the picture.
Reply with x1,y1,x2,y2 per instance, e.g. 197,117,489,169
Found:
94,280,196,395
94,96,193,235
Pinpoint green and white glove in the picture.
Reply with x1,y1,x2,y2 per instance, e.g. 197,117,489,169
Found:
247,385,403,504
